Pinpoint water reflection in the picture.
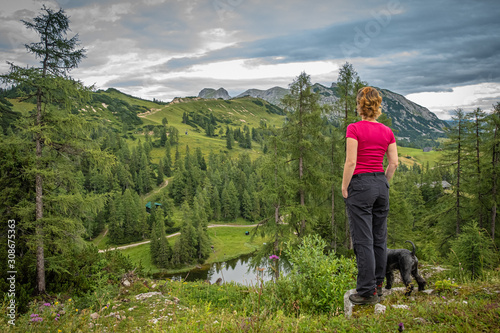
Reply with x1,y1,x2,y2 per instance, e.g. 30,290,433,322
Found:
155,253,274,286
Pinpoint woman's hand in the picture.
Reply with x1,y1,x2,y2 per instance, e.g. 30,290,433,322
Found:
342,187,348,199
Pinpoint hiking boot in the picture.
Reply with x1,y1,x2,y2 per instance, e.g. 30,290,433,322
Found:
377,284,384,297
349,292,379,305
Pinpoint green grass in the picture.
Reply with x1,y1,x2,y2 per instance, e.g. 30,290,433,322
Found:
8,98,36,115
5,267,499,332
398,146,443,168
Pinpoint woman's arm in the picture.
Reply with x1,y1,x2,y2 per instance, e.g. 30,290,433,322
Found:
342,137,358,198
385,142,398,182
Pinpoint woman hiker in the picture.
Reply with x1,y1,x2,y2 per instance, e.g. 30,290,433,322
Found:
342,86,398,305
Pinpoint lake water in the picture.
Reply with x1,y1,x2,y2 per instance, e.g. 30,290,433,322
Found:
156,253,275,286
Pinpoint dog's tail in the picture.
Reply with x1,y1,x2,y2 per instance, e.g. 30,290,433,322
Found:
405,240,416,256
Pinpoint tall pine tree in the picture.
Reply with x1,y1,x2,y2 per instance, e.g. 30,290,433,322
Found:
0,6,110,293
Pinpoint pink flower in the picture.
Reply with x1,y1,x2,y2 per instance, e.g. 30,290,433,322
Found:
269,255,280,260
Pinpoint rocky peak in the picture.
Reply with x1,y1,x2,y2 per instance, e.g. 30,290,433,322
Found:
198,88,231,100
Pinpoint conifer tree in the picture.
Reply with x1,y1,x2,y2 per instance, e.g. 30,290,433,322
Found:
172,201,198,264
0,6,107,293
157,159,164,186
335,63,365,248
487,103,500,242
280,72,328,237
226,128,234,149
464,108,487,227
150,207,172,268
211,185,222,221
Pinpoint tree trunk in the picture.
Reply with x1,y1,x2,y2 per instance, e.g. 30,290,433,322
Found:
474,110,483,227
456,118,462,235
330,137,337,251
492,119,499,241
331,183,336,251
299,93,306,236
273,141,280,280
35,88,45,294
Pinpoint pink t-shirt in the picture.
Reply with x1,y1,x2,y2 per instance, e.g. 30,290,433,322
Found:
346,121,396,175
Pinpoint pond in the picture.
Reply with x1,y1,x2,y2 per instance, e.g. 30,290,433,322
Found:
155,253,275,286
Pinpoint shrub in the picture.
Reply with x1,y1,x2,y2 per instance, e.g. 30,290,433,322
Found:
268,235,356,315
449,222,498,281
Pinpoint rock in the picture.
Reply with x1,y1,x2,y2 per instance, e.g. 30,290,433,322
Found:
384,287,406,296
392,304,410,310
151,283,157,289
90,312,99,320
122,279,131,287
374,304,386,315
422,289,434,295
343,289,357,318
135,292,162,301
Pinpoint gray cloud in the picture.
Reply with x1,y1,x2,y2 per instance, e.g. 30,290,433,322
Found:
2,0,499,113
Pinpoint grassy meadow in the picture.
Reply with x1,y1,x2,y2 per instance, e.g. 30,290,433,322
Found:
398,146,443,168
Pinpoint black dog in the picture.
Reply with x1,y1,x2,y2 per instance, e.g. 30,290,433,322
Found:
385,241,426,296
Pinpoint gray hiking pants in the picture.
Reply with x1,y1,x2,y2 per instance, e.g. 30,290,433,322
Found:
345,172,389,297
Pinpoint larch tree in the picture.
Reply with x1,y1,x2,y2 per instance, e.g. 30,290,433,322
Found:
442,109,467,236
0,6,110,294
487,103,500,242
280,72,328,237
335,62,365,249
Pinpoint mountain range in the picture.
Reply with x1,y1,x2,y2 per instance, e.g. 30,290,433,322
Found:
199,83,448,142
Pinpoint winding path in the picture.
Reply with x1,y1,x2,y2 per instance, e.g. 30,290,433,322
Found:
98,224,258,253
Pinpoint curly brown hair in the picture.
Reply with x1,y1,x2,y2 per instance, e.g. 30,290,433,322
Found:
356,87,382,119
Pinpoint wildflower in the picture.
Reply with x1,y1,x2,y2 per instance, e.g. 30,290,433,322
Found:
55,301,59,305
43,302,51,307
30,314,43,322
269,255,280,260
76,309,79,312
68,298,72,302
398,322,404,332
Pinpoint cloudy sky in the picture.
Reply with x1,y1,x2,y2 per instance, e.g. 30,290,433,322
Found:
1,0,499,119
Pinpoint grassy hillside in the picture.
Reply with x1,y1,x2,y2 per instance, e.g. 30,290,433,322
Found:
138,96,285,160
398,146,443,168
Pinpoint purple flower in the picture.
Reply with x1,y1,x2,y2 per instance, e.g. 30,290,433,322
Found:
269,255,280,260
43,303,51,307
31,316,43,322
30,314,39,318
398,322,404,331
